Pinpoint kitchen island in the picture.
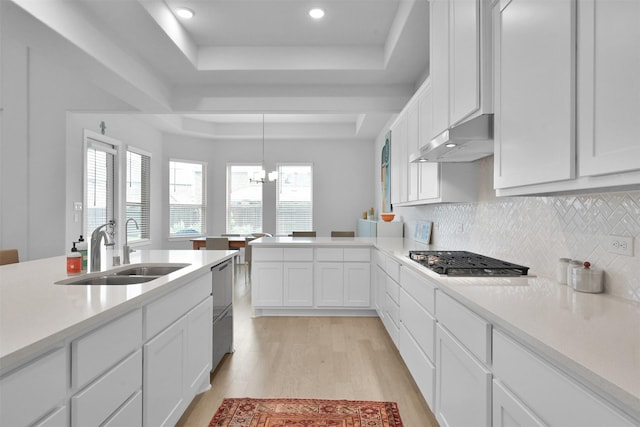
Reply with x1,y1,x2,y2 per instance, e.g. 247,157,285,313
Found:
251,236,640,425
0,249,236,427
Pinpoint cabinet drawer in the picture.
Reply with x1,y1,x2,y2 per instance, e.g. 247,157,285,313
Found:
399,288,435,362
436,291,491,364
145,272,211,339
400,267,436,315
385,293,400,329
493,330,637,427
315,247,343,261
253,248,284,261
0,347,67,427
34,405,67,427
284,247,313,261
374,249,385,267
399,323,436,408
385,275,400,304
385,257,400,282
73,308,142,389
103,390,142,427
344,247,370,262
72,350,142,427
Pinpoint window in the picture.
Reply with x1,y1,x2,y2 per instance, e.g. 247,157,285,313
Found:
85,135,117,239
169,160,206,236
276,164,313,235
125,149,150,243
227,165,263,234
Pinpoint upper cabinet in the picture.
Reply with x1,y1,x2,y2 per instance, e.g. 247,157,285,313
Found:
430,0,450,139
494,0,640,196
577,0,640,177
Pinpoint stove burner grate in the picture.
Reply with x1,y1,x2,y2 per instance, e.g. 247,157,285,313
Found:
408,250,529,276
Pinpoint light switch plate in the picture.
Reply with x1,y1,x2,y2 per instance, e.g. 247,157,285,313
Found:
607,235,634,256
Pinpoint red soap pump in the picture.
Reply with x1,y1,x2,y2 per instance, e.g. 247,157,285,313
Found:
66,242,82,274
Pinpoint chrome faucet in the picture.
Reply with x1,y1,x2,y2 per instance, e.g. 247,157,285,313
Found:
123,218,139,264
90,220,115,271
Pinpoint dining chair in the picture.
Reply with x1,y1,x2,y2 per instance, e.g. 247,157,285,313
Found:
241,237,257,284
221,233,240,236
206,237,229,250
251,233,273,238
0,249,19,265
291,231,316,237
331,231,355,237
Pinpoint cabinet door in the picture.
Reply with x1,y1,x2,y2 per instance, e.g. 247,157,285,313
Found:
251,262,284,307
578,0,640,176
399,323,436,409
143,318,186,427
430,0,450,138
407,100,420,202
390,112,408,204
449,0,480,124
315,263,344,306
344,262,370,307
494,0,576,189
492,380,545,427
435,324,491,427
186,297,212,396
283,262,314,306
417,83,441,200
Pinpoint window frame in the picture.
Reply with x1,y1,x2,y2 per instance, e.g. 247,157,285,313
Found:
168,159,207,239
124,146,151,246
275,163,313,236
226,163,264,234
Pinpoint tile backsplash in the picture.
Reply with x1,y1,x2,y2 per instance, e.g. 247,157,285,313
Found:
395,158,640,303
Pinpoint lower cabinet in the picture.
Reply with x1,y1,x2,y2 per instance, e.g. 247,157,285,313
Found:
493,379,545,427
315,262,371,307
399,323,436,408
144,296,213,427
435,324,492,427
252,248,314,307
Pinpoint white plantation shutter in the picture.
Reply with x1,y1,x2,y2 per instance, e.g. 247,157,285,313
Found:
227,165,263,233
276,164,313,235
86,139,116,239
169,160,206,236
125,149,150,242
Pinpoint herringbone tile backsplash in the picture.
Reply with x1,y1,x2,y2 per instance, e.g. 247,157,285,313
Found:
396,158,640,303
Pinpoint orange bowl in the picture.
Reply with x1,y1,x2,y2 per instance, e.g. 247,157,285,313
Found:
380,213,395,222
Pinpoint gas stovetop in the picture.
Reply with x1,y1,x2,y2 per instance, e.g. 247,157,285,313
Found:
408,250,529,277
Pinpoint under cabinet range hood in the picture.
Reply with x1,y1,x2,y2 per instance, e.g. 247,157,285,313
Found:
410,114,494,163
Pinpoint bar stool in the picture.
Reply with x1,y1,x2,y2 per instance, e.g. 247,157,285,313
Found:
331,231,355,237
291,231,316,237
0,249,19,265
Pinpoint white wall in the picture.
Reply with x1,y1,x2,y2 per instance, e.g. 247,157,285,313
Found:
163,133,376,249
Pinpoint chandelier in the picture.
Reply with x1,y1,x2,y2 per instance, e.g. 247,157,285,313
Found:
250,114,278,183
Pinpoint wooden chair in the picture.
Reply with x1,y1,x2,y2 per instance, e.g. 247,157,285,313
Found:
206,237,229,250
291,231,316,237
251,233,272,238
241,237,256,283
0,249,19,265
221,233,240,236
331,231,355,237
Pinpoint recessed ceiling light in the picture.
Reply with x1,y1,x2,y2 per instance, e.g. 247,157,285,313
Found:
445,143,457,148
176,8,194,19
309,8,325,19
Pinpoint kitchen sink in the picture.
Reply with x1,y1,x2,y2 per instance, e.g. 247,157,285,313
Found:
56,263,190,286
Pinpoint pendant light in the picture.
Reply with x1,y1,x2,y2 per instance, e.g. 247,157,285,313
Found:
250,114,278,183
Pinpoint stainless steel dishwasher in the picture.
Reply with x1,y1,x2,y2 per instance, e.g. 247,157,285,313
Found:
211,258,233,370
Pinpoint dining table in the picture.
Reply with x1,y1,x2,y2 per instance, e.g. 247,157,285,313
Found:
190,236,247,250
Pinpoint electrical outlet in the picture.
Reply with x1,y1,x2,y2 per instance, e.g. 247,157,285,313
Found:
608,235,634,256
456,223,464,233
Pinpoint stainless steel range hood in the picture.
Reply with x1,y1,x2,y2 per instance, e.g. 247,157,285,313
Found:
409,114,494,163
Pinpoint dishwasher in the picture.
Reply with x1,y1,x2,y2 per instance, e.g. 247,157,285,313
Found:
211,258,233,370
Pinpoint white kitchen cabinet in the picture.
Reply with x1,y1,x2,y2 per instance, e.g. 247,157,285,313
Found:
0,347,67,427
492,380,545,427
407,98,420,202
252,248,285,307
493,330,637,427
435,324,492,427
416,82,440,201
399,323,436,409
493,0,576,190
430,0,450,139
449,0,493,126
33,405,68,427
344,262,371,307
102,390,142,427
283,262,314,306
185,297,213,396
315,262,344,306
315,248,371,308
390,111,408,205
577,0,640,177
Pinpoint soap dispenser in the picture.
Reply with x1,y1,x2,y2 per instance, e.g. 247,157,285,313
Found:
66,242,82,275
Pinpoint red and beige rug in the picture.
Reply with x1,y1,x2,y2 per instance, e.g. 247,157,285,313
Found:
208,397,404,427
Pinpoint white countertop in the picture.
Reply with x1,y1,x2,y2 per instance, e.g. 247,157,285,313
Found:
0,250,236,372
253,237,640,419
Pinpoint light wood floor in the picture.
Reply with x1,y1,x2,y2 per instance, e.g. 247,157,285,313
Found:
176,273,439,427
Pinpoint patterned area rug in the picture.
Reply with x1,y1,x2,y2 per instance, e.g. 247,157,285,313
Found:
208,397,404,427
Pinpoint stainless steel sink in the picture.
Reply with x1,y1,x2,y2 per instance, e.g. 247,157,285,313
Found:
114,265,187,276
60,275,160,286
56,263,190,286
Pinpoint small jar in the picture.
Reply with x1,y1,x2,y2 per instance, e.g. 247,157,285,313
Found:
571,262,604,293
556,258,571,284
566,260,583,288
66,252,82,274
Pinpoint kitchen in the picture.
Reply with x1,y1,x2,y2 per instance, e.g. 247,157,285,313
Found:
1,0,640,426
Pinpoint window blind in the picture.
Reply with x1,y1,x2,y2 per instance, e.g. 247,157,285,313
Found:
276,164,313,235
227,165,263,234
86,139,116,239
126,149,150,242
169,160,206,236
